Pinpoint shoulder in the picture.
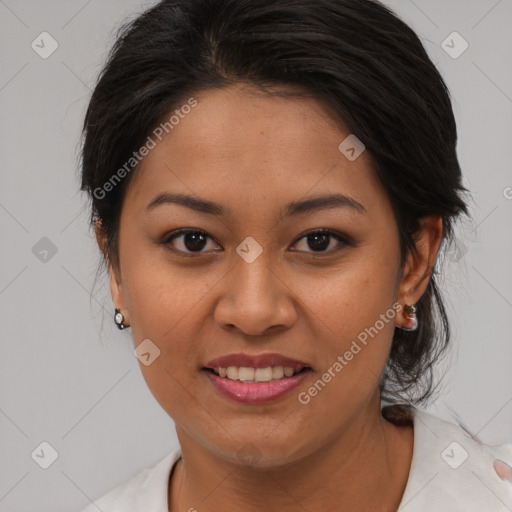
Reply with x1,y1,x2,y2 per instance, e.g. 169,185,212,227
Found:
398,406,512,511
79,447,181,512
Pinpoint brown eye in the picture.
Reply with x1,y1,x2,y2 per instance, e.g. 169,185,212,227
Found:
291,229,350,254
162,229,219,254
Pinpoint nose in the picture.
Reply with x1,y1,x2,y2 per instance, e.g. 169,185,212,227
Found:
213,250,297,337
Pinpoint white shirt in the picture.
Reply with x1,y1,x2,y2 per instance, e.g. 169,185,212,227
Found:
80,407,512,511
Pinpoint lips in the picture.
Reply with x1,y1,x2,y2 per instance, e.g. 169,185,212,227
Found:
202,352,313,403
204,352,311,371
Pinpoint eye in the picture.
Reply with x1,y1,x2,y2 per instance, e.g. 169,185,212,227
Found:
161,229,220,254
290,229,350,254
161,228,351,256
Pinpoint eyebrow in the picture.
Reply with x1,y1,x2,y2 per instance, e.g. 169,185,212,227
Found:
144,192,366,217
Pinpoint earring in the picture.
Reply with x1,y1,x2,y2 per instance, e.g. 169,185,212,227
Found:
114,308,127,330
399,303,418,332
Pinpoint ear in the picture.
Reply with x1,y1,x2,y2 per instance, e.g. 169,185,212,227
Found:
94,220,130,326
395,216,443,328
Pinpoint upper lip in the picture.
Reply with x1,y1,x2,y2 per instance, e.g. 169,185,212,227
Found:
204,352,311,370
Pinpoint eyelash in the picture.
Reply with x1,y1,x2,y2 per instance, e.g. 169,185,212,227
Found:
160,228,352,257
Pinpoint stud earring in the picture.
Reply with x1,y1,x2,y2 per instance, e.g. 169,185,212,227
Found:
399,303,418,332
114,308,127,330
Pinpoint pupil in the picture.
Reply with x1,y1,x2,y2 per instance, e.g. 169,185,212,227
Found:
308,233,329,251
184,232,206,251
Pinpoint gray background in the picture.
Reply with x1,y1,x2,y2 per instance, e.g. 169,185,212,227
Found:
0,0,511,510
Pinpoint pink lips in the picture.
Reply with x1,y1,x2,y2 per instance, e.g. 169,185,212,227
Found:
202,352,312,404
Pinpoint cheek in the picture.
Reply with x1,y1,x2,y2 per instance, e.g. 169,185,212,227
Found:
126,270,211,375
124,260,211,423
121,240,212,338
298,252,399,398
118,246,207,389
304,254,398,343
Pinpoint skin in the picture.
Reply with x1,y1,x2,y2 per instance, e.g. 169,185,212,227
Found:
96,82,443,512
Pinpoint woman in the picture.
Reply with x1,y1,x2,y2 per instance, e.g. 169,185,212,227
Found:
79,0,512,510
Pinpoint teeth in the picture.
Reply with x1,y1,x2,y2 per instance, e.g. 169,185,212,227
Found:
226,366,238,380
283,367,294,377
213,365,304,382
272,366,284,379
238,367,255,381
255,367,273,382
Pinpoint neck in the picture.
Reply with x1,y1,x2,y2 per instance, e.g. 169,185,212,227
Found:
169,398,413,512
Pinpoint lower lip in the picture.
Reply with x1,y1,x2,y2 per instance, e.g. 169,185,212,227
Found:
203,369,311,404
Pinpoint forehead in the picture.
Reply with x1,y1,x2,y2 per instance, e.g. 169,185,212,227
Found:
123,83,384,218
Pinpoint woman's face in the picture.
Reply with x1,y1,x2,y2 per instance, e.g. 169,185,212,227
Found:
104,82,419,464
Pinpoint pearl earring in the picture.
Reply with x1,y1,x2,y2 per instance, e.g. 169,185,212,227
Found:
399,303,418,332
114,308,126,330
